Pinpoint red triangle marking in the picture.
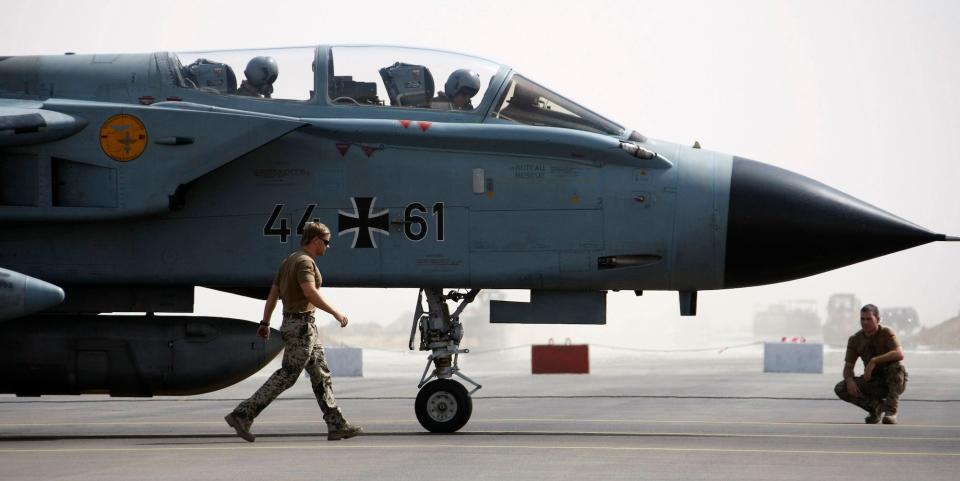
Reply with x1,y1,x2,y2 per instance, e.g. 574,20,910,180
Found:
418,121,432,132
400,119,412,129
362,146,377,157
336,143,350,157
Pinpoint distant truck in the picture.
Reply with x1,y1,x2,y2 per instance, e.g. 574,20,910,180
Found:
753,300,822,341
823,293,860,347
880,307,921,348
822,293,920,347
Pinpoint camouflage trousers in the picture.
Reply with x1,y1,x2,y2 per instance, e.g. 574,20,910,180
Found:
834,363,908,415
232,317,348,430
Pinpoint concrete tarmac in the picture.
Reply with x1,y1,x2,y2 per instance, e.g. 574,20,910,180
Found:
1,347,958,480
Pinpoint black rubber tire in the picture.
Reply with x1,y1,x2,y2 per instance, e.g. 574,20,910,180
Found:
415,379,473,433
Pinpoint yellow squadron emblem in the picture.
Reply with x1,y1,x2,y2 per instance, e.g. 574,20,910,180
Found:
100,114,148,162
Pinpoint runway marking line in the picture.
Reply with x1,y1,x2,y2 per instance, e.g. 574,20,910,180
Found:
1,431,956,442
3,418,959,429
2,427,959,443
0,443,956,457
492,418,960,429
466,431,960,442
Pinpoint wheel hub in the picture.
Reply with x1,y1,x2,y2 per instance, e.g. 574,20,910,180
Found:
426,391,458,422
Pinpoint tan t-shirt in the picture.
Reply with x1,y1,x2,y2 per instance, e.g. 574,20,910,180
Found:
273,249,322,314
844,326,901,365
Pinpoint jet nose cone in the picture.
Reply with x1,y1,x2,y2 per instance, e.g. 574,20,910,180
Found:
724,157,940,288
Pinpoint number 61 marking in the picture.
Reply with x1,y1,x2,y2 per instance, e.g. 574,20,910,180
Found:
404,202,444,242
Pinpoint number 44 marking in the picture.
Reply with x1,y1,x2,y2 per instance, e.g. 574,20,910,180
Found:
262,204,320,243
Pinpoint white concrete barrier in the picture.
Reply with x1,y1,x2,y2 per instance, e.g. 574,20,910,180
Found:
763,342,823,373
324,346,363,377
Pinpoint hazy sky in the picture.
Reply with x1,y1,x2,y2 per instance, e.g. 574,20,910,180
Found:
3,0,959,347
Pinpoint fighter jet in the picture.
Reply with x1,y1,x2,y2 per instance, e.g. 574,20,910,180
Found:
0,45,955,432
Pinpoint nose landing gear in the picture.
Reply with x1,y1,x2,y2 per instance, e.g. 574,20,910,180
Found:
409,288,481,433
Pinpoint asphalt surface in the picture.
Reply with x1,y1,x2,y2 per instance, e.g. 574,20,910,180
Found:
1,347,958,480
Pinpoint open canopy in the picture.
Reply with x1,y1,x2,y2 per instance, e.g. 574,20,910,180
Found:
171,45,627,138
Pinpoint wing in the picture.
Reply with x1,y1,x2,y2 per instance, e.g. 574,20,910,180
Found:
0,99,87,147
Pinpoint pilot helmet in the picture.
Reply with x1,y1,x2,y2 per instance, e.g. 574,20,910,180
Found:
244,56,279,89
444,69,481,100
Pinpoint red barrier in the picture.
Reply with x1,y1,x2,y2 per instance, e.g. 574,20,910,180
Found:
531,344,589,374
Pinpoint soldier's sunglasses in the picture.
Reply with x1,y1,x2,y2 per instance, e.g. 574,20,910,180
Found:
316,237,331,246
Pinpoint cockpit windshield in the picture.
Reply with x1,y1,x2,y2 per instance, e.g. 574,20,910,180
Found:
174,47,315,101
492,74,624,136
328,46,500,111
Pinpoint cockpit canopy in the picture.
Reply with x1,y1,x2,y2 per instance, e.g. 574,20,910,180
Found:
175,46,315,100
328,46,500,112
171,45,626,137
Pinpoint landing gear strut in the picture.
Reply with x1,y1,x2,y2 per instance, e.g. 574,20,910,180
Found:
409,288,481,433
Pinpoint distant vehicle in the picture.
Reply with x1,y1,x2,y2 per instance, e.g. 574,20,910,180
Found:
823,293,861,347
753,300,821,341
881,307,921,347
823,294,921,347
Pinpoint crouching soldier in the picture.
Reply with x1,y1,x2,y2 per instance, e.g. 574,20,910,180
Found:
834,304,908,424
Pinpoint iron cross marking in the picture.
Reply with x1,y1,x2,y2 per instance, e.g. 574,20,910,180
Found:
338,197,390,248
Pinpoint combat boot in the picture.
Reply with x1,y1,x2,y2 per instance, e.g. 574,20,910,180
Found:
864,401,882,424
225,413,256,442
882,414,898,424
328,423,364,441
